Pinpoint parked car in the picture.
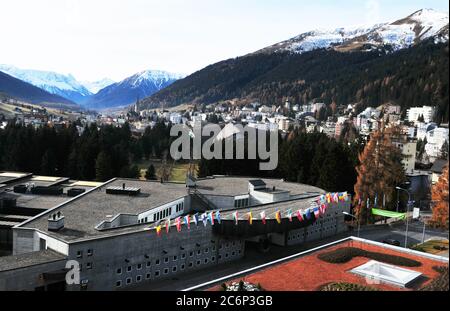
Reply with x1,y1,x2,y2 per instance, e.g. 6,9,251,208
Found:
382,239,401,246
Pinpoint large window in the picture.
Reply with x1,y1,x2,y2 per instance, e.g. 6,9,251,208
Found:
234,198,249,208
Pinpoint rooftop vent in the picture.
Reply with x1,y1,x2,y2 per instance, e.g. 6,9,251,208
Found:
186,173,197,188
31,186,63,196
48,211,65,231
67,188,86,197
248,179,266,192
106,185,141,196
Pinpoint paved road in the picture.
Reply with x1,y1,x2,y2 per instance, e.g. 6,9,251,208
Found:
128,222,449,291
358,220,448,248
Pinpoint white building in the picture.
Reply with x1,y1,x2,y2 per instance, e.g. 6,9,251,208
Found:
169,113,182,124
416,122,437,141
425,127,449,161
407,106,435,124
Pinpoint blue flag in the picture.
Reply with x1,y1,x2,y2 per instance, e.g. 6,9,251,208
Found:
216,211,221,224
305,209,311,220
193,213,199,226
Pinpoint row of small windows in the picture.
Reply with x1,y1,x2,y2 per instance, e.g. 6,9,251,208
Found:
76,249,94,258
175,202,184,212
234,198,249,208
115,251,243,288
154,207,172,222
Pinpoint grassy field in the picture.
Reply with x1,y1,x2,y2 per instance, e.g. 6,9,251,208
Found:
412,239,449,255
134,159,198,182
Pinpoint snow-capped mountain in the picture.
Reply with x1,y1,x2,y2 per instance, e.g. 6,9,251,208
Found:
0,64,92,103
257,9,449,54
83,70,183,110
81,78,115,94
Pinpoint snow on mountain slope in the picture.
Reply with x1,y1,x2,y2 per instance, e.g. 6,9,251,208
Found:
0,64,92,103
83,70,183,109
81,78,115,94
256,8,448,55
360,9,449,50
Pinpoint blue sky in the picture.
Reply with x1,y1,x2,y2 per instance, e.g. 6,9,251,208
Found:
0,0,448,82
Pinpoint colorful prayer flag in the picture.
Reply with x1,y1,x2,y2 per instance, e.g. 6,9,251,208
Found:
333,192,339,203
296,210,303,222
193,213,199,226
305,209,311,220
260,211,266,225
248,212,253,225
156,225,162,236
208,212,215,225
216,211,221,224
233,211,239,225
314,207,320,218
184,215,190,230
275,211,281,224
165,219,171,233
201,213,208,227
175,217,182,232
287,209,293,222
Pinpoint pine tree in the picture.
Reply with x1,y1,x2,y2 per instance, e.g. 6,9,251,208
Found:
431,164,449,229
40,149,56,176
95,151,113,182
353,125,406,224
145,164,157,180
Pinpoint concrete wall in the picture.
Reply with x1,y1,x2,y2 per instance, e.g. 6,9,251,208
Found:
0,259,67,291
65,224,244,291
287,202,349,246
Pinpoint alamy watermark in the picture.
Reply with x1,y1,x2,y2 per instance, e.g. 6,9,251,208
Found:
170,123,279,170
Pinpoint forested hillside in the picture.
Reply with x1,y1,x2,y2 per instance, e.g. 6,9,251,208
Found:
142,40,449,123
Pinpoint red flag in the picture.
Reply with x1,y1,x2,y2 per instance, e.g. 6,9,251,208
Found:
260,211,266,225
176,217,182,232
297,210,303,222
165,219,171,233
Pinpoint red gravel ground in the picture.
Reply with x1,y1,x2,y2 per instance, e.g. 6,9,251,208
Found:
209,240,448,291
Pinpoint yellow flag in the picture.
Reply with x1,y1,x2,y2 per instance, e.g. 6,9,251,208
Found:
248,212,253,225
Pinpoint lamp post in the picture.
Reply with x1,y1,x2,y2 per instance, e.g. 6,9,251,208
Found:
396,186,412,248
343,212,360,238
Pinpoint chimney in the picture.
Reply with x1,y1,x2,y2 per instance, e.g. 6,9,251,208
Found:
122,183,126,190
48,212,65,231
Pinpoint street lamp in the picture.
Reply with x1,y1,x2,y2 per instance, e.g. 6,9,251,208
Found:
396,186,412,248
343,212,360,238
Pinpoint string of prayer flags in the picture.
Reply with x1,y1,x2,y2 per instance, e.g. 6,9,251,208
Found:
260,211,266,225
275,210,282,224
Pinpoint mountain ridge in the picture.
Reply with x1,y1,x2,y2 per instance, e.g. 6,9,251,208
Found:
139,8,449,122
0,70,80,110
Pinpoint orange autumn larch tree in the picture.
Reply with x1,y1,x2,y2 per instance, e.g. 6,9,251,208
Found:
353,125,406,224
431,164,449,229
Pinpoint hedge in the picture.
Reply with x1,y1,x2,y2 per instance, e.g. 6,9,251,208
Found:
318,247,421,267
320,282,379,291
420,266,449,291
